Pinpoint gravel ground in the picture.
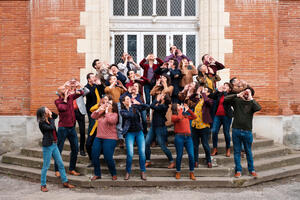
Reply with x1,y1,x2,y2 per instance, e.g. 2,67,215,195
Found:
0,174,300,200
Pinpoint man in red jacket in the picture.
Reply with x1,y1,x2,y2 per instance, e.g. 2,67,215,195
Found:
54,85,83,177
139,54,163,110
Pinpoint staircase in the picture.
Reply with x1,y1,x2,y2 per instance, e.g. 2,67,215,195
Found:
1,126,300,188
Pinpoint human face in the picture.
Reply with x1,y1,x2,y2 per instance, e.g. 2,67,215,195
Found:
102,96,109,104
123,96,131,107
95,61,101,70
122,52,128,60
168,60,174,67
170,46,177,53
182,58,188,66
88,74,95,84
133,83,139,92
224,83,230,93
128,71,135,79
200,65,207,73
148,54,155,60
161,76,167,84
109,76,117,85
204,54,210,63
111,66,118,74
57,86,66,96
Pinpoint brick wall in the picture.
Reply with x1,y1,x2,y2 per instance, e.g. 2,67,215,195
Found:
30,0,85,114
0,1,31,115
278,0,300,115
225,0,280,115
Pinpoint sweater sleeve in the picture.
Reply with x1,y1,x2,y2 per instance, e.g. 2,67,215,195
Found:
55,100,68,112
139,58,147,69
171,111,184,123
187,109,197,120
91,109,105,119
224,94,238,102
39,121,55,134
251,99,262,113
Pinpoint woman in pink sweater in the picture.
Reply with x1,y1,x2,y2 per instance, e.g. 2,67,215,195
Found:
91,96,119,181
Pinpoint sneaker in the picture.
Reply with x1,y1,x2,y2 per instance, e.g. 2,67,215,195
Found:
250,171,258,178
234,172,241,178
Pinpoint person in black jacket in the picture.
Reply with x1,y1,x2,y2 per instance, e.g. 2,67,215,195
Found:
36,107,75,192
145,93,175,168
208,82,233,157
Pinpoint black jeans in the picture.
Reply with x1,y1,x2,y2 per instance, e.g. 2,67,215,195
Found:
86,111,96,161
75,109,86,152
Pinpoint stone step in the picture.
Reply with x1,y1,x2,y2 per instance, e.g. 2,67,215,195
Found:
3,150,299,177
1,162,300,188
41,137,271,155
21,145,289,167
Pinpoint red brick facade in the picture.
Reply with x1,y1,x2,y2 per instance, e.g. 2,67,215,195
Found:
0,0,299,116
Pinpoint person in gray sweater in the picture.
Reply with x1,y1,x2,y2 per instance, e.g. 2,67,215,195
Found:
224,88,261,178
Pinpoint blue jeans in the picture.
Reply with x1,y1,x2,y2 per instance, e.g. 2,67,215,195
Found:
54,127,78,172
141,110,148,135
232,128,254,173
211,116,232,149
174,134,195,172
192,127,211,164
92,137,117,177
41,143,68,186
144,84,152,107
125,131,146,173
117,102,123,139
145,126,174,162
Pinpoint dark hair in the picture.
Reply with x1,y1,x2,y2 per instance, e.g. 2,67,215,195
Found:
201,54,208,62
120,95,130,110
36,107,46,122
171,103,179,115
127,69,135,77
161,74,171,86
246,86,255,96
109,64,119,70
108,75,116,82
87,73,94,81
230,77,237,85
163,94,172,105
224,82,233,92
112,102,118,114
169,58,178,69
92,59,99,69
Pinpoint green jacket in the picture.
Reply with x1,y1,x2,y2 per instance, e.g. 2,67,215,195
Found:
224,94,261,131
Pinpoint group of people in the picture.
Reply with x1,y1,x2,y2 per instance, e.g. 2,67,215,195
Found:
37,45,261,192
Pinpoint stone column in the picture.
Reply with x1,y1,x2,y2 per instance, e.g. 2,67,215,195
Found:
198,0,232,85
78,0,110,85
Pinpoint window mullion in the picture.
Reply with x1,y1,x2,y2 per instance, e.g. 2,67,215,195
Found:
182,0,185,16
139,0,142,16
124,0,128,16
153,34,157,61
153,0,156,15
167,0,170,17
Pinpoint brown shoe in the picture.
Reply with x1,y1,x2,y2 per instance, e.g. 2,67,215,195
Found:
91,176,101,181
140,172,147,181
145,161,151,168
207,162,212,168
41,185,48,192
226,148,231,157
175,172,181,179
167,162,175,169
194,162,199,168
211,148,218,156
151,141,156,147
189,172,196,180
124,172,130,180
112,175,117,180
69,170,80,176
63,182,75,188
55,171,60,178
119,139,125,149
